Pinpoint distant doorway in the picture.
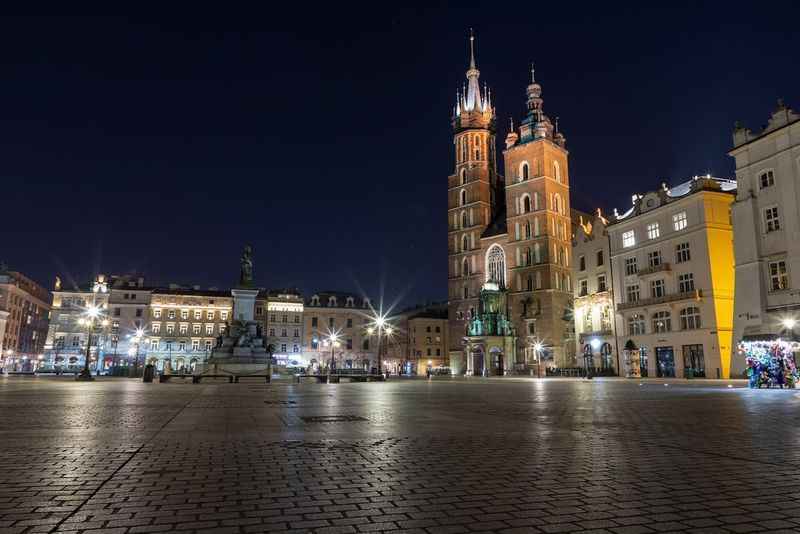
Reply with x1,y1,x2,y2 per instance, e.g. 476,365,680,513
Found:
492,350,504,376
656,346,675,378
472,350,485,376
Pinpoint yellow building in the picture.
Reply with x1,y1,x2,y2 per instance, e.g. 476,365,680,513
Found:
608,176,736,378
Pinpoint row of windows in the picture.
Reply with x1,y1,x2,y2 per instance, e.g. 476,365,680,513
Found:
152,308,229,321
309,317,367,328
308,296,371,308
310,338,369,351
621,211,688,248
578,250,604,271
516,160,562,183
151,323,227,335
456,133,486,164
627,307,702,335
112,307,144,317
578,275,607,296
265,313,301,323
626,274,695,302
268,328,301,338
624,242,692,275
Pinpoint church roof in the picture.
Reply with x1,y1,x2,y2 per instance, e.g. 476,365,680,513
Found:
481,207,507,239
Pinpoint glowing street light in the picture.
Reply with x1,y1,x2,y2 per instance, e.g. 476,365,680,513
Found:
782,318,797,330
367,311,393,377
77,304,108,381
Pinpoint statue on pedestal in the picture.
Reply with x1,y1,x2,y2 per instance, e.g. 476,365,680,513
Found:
240,245,253,287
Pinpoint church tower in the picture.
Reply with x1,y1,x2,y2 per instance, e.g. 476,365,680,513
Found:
447,33,498,357
502,67,576,367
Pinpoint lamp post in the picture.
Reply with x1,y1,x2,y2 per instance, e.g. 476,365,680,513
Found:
533,341,544,378
127,328,145,377
367,314,393,377
324,332,340,379
77,305,109,381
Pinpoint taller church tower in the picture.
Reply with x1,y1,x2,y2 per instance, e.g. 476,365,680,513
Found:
502,67,575,367
447,34,499,356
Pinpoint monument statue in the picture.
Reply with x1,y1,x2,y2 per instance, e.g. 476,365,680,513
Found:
240,245,253,287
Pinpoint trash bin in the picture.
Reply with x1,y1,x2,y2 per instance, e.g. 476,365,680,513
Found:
143,364,155,383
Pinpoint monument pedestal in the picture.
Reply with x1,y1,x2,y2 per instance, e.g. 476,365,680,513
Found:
197,286,272,377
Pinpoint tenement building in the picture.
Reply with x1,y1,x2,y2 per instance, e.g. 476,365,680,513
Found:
147,286,232,373
263,288,305,367
448,36,574,373
572,209,617,373
0,266,51,372
608,176,736,378
303,291,377,371
385,302,448,375
729,100,800,376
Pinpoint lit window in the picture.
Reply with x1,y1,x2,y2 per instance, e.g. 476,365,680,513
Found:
192,340,200,351
678,273,695,293
625,257,638,275
579,279,588,296
205,324,213,335
150,339,159,350
194,310,201,319
759,170,775,189
179,324,188,335
769,261,789,291
652,311,671,333
647,222,660,240
153,309,162,319
626,284,639,303
181,310,189,319
280,343,287,353
622,230,636,248
168,310,176,319
597,275,607,292
680,307,701,330
673,212,687,231
207,310,215,320
676,242,691,263
193,324,201,334
648,250,662,268
628,314,645,335
152,323,161,334
651,279,666,298
764,206,780,233
221,311,228,321
204,340,212,351
166,324,174,335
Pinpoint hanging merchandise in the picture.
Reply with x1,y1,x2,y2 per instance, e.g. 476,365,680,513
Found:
739,340,799,389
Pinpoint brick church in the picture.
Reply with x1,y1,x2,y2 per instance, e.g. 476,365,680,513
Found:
447,35,576,374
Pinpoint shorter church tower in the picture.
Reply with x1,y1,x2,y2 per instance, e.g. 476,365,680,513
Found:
501,66,575,368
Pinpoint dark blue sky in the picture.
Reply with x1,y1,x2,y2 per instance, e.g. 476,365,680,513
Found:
2,6,798,306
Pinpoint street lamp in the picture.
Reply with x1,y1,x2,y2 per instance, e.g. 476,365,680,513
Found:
77,305,108,381
533,341,544,378
367,313,393,377
128,328,145,377
324,331,340,378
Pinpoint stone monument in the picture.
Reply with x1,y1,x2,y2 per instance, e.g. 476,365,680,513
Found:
198,245,273,377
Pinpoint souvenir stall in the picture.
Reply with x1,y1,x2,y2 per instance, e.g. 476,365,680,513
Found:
739,339,799,389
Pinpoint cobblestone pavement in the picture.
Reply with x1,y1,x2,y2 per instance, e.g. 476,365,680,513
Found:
2,376,800,534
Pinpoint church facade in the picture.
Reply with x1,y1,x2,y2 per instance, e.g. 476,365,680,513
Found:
447,36,576,374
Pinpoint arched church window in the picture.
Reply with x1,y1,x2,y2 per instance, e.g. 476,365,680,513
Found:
554,160,561,183
460,168,467,185
526,275,533,291
463,286,469,299
524,221,532,239
522,195,531,213
462,258,469,277
460,189,467,206
462,235,469,252
520,162,529,181
461,211,468,228
486,245,506,287
474,135,481,160
524,247,532,266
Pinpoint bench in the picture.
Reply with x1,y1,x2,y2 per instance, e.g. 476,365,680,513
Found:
191,374,235,384
158,374,194,383
232,374,271,384
295,373,386,384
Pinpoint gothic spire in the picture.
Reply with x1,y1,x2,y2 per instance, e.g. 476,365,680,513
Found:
464,30,482,112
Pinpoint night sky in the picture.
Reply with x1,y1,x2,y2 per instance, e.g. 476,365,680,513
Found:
2,6,798,307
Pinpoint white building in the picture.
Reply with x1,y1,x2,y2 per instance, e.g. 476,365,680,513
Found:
608,176,736,378
572,209,617,374
730,100,800,375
